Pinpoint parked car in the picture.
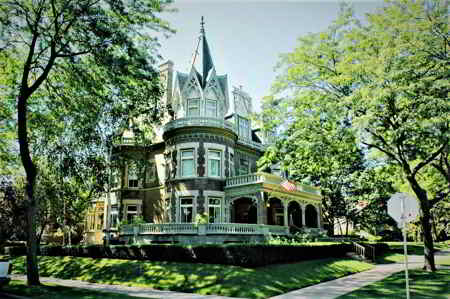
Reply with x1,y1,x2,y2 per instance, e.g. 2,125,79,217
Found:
0,258,11,288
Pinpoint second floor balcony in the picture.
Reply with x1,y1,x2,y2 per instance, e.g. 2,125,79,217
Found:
163,116,236,134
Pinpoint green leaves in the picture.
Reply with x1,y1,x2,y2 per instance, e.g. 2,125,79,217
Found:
260,1,449,239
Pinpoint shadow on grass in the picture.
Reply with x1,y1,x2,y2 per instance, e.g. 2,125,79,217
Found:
10,256,373,298
2,280,141,298
339,269,450,299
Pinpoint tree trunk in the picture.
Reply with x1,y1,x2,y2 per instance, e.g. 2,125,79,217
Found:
406,175,436,271
18,91,40,285
25,183,40,285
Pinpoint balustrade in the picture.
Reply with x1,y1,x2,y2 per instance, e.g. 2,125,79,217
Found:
163,117,236,133
225,173,320,196
120,223,290,236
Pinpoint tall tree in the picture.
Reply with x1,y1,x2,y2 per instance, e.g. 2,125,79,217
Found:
0,0,172,285
258,4,375,235
341,0,449,271
261,0,448,271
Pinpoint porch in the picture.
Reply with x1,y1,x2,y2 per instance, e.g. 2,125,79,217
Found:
225,173,323,229
119,223,325,244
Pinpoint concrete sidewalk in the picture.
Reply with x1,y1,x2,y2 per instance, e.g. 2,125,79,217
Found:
269,262,420,299
270,251,450,299
10,274,237,299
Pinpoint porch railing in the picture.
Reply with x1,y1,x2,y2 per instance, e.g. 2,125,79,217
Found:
120,223,289,236
226,174,265,187
236,138,267,151
352,242,376,262
225,173,321,196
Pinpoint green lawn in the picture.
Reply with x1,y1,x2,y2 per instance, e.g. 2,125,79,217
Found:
8,256,373,298
1,280,144,298
338,269,450,299
377,242,450,264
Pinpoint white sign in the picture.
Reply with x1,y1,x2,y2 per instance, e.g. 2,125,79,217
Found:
387,192,420,227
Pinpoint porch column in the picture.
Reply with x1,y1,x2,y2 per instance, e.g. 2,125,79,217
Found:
316,205,321,228
257,199,264,224
301,204,306,227
261,191,267,225
283,201,288,227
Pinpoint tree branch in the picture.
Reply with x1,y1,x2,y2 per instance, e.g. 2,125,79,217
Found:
413,142,448,177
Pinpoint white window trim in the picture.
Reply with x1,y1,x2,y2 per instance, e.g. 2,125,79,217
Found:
127,163,140,188
180,148,195,178
205,99,218,117
207,149,222,178
205,143,226,178
177,142,199,178
206,196,223,223
187,98,200,117
179,197,194,223
175,190,199,223
125,204,139,223
238,116,250,140
204,191,224,223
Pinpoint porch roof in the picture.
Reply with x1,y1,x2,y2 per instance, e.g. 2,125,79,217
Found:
225,172,322,204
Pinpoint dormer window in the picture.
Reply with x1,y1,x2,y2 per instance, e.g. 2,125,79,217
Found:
128,162,139,188
187,99,200,116
238,116,250,140
205,99,217,117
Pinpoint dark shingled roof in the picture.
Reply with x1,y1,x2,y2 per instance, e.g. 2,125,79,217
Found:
176,72,189,90
216,75,228,98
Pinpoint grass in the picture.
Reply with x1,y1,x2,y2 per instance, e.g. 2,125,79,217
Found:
1,280,144,298
338,269,450,298
7,256,373,298
376,241,450,264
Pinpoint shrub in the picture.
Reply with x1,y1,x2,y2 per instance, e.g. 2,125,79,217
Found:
4,246,26,256
5,243,359,267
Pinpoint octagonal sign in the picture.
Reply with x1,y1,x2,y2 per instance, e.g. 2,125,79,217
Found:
387,193,420,228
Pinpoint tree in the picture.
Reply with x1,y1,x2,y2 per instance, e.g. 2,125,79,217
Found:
261,0,448,271
341,0,449,271
257,4,383,235
0,0,172,285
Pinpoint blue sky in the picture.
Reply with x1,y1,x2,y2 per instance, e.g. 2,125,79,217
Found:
158,0,383,111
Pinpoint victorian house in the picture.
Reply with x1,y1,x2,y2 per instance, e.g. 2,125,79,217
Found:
85,19,323,244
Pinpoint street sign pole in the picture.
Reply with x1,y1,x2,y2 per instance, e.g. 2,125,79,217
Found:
401,197,410,299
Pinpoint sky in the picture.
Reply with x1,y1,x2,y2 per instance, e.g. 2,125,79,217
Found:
157,0,384,112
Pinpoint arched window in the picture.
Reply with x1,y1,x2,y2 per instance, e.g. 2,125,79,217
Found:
305,204,318,228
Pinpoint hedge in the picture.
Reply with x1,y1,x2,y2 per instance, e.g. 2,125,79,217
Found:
3,243,365,267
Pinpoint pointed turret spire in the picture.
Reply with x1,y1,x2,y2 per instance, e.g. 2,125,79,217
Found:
191,17,215,89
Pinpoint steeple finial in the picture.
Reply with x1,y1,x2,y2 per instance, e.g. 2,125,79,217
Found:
200,16,205,34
